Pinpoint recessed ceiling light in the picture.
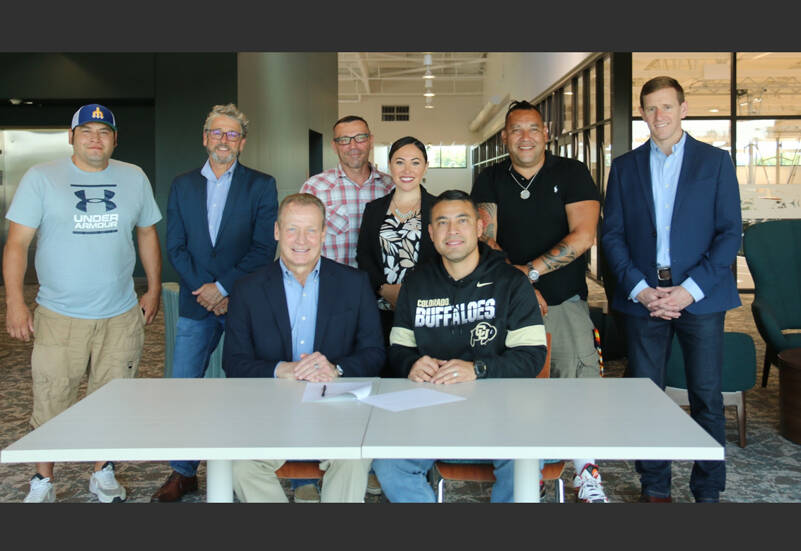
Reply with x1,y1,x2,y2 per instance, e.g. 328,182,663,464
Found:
709,108,719,113
423,69,435,79
424,92,435,97
424,105,434,109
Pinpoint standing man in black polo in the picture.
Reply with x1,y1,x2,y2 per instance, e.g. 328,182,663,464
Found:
471,100,608,503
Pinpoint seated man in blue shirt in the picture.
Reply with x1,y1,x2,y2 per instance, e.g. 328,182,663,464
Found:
222,193,385,502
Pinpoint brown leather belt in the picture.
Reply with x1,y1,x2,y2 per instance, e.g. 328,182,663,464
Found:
657,267,672,281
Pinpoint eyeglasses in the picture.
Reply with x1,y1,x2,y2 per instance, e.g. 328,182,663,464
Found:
333,133,370,145
206,128,243,141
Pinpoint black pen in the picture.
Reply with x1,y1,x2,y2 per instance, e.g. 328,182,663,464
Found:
321,384,327,397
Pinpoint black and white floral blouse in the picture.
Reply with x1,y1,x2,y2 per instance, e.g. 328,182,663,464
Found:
378,211,422,310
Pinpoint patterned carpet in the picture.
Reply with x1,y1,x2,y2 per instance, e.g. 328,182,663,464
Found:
1,280,800,503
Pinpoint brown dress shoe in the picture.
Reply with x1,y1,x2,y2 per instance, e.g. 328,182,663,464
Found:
151,471,198,502
638,494,672,503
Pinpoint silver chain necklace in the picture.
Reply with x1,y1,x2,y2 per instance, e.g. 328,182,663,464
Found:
508,165,537,199
391,198,419,220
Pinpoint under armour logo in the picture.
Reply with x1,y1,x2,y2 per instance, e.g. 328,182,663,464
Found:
75,189,116,212
92,107,104,120
470,321,498,346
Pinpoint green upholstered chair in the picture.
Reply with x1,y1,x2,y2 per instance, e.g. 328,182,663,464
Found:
161,282,226,379
664,332,756,447
743,220,801,386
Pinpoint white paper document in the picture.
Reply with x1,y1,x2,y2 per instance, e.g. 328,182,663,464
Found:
302,381,374,403
360,388,466,412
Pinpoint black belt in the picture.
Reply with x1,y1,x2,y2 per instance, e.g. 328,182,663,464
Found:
657,267,672,281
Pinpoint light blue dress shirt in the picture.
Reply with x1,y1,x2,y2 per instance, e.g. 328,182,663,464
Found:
274,258,321,376
629,132,704,303
200,159,237,296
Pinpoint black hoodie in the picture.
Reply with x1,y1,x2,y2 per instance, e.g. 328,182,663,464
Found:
389,242,547,378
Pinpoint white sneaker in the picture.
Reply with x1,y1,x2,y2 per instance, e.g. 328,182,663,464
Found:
89,462,127,503
24,474,55,503
573,463,609,503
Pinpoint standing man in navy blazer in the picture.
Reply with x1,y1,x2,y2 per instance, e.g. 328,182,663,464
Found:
601,76,741,503
223,193,384,502
151,103,278,502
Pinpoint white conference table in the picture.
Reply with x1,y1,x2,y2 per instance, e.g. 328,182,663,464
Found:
1,377,723,503
362,378,724,502
0,377,378,502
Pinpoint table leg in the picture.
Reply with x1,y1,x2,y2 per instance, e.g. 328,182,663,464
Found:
513,458,541,503
206,459,233,503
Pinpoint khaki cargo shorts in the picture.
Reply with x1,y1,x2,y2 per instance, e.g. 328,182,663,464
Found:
30,304,144,428
543,297,600,379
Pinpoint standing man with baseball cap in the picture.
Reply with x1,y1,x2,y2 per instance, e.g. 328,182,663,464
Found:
3,103,163,502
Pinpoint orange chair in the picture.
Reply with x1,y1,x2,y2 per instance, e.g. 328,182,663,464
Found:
275,461,324,481
434,334,566,502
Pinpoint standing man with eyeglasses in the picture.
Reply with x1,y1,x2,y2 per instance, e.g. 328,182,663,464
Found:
300,115,393,269
150,103,278,502
4,103,162,503
471,100,608,503
297,114,392,502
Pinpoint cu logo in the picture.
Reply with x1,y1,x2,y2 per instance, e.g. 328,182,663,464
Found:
75,190,116,212
470,321,498,347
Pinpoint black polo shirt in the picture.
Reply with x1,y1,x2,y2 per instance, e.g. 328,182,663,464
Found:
471,152,599,305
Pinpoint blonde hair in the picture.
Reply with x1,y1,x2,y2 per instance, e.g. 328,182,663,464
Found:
277,193,326,228
203,103,249,136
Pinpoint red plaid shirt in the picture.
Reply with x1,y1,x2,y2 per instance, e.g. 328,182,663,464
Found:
300,164,393,267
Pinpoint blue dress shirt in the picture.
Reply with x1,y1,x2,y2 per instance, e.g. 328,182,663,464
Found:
201,159,237,296
629,132,704,303
274,258,321,376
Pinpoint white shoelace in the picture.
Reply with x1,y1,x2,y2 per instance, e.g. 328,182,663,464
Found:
94,466,118,489
27,477,53,501
575,470,608,502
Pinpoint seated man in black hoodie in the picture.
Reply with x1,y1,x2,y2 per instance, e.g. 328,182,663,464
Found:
372,189,547,502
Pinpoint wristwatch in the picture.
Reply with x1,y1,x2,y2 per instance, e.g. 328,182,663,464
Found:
526,262,540,283
335,364,344,376
473,359,488,379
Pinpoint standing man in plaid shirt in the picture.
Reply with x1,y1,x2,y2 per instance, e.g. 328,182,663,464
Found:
300,115,393,268
296,115,392,502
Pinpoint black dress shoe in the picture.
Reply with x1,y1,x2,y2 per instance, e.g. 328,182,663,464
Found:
151,471,199,502
638,493,672,503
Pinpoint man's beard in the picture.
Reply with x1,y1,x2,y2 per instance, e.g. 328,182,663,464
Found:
209,146,238,165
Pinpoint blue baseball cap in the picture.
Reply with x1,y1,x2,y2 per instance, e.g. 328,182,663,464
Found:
71,104,117,131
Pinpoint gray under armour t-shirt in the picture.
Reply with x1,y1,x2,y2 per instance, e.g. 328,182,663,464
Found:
5,157,162,319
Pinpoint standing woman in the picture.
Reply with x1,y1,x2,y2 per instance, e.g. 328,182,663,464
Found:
357,136,437,362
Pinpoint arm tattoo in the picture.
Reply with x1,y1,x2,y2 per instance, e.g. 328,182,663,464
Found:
540,240,577,272
477,203,497,240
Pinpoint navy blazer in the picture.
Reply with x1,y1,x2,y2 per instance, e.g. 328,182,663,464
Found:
222,257,386,378
166,162,278,320
601,134,742,316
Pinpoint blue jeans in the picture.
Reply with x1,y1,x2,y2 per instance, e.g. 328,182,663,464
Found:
170,315,225,477
625,310,726,500
373,459,516,502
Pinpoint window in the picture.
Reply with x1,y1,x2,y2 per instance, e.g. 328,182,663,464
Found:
425,144,467,168
381,105,409,121
373,145,389,173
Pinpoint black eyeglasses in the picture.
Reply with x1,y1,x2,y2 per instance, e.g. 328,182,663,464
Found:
206,128,243,141
333,133,370,145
